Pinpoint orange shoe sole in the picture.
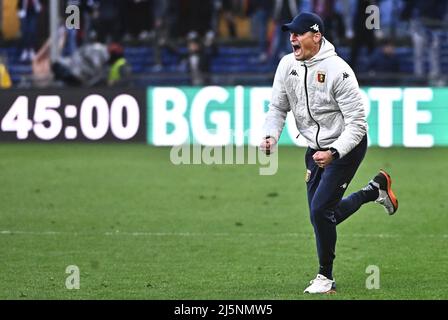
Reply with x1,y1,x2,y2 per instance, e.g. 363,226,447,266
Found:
380,169,398,214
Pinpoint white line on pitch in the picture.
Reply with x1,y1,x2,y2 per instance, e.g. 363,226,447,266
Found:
0,230,447,239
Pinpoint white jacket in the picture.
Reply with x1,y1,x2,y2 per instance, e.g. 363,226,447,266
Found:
263,38,367,158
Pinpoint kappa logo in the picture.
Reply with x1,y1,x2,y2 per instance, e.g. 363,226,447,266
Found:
341,183,348,189
289,69,298,77
342,72,350,80
310,24,320,32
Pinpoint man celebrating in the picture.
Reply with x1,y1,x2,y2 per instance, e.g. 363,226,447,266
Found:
260,12,398,294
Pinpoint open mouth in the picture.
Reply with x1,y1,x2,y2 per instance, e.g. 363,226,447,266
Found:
292,44,302,56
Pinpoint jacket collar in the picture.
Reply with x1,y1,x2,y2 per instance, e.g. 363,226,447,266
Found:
301,37,337,68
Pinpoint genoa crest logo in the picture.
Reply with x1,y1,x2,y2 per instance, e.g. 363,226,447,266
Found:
317,72,326,83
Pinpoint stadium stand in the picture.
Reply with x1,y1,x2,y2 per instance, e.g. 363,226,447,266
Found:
1,0,448,88
3,41,448,87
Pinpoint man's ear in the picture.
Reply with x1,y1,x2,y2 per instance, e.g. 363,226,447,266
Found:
314,33,322,44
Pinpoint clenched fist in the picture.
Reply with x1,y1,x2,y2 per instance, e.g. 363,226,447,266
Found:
312,150,334,168
260,137,277,155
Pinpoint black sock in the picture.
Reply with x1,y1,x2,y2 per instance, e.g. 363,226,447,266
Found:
360,182,379,203
319,265,333,280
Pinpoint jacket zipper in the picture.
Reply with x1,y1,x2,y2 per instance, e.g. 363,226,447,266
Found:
303,64,321,149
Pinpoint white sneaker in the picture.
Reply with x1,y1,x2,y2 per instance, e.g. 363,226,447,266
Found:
303,274,336,294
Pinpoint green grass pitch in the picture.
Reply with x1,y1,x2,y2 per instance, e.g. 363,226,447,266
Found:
0,143,447,300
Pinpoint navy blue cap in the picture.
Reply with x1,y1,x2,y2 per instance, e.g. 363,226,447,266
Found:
281,12,324,35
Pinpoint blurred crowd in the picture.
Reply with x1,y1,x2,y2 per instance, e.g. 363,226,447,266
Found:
1,0,448,88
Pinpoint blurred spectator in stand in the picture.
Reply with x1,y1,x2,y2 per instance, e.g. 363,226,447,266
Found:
312,0,345,46
123,0,153,42
52,41,109,87
17,0,43,62
248,0,272,63
401,0,448,84
61,0,97,56
367,39,401,86
70,0,99,45
79,0,97,45
181,0,214,38
181,31,216,86
32,25,67,87
0,56,12,89
152,0,180,71
369,41,400,73
107,43,132,86
350,0,376,71
375,0,405,40
337,0,356,40
219,0,238,38
270,0,299,63
211,0,222,37
92,0,125,43
151,0,215,72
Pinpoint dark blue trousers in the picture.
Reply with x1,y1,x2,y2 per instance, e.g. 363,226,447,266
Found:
305,135,368,279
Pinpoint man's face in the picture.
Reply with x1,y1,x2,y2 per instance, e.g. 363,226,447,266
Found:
290,31,321,61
